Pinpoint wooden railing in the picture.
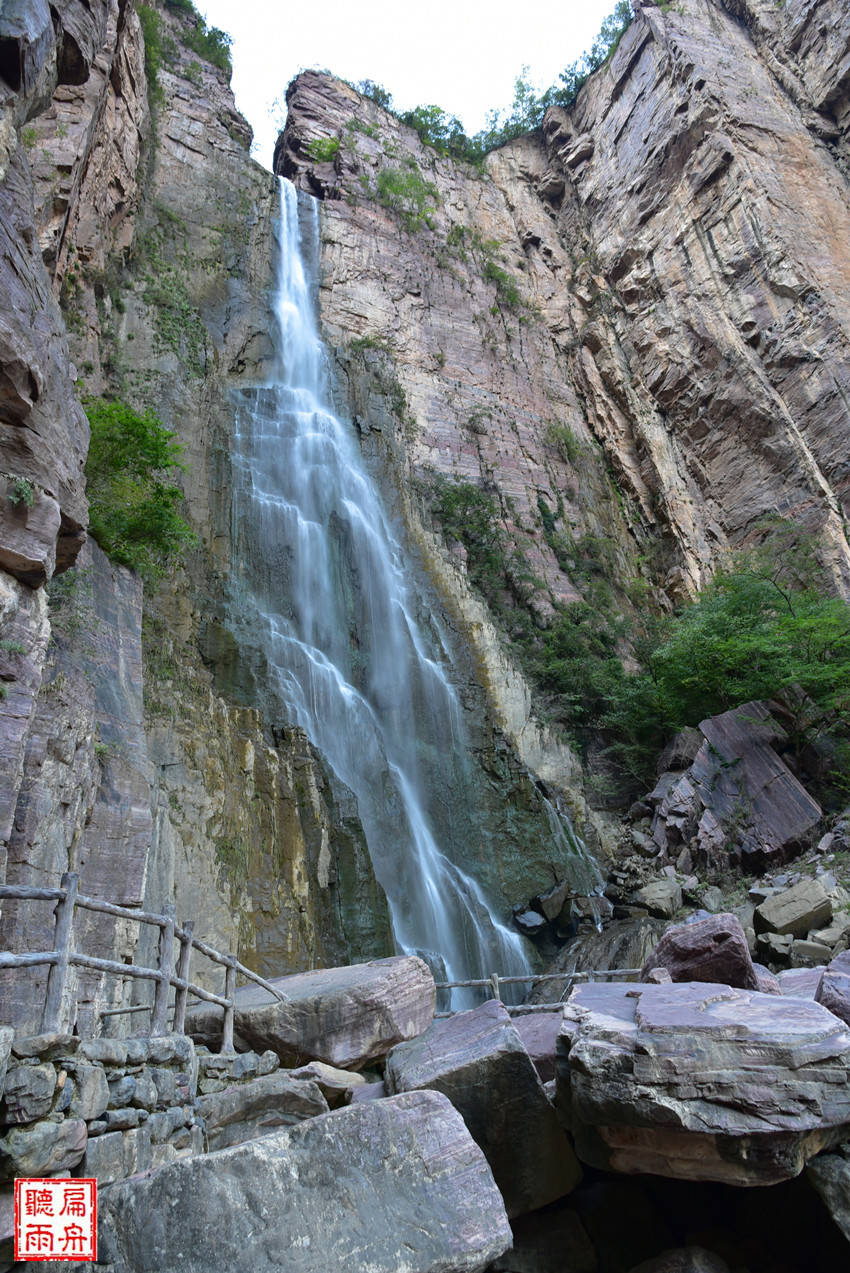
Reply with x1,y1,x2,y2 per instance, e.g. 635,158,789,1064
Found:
434,967,641,1017
0,872,288,1051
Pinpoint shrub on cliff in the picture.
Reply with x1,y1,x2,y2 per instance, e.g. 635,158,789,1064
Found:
84,398,196,584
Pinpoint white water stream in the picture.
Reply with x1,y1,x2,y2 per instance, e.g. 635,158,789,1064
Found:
227,178,534,1002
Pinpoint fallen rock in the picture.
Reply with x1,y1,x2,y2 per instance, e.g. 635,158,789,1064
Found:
634,880,682,920
93,1093,511,1273
0,1061,56,1123
752,963,781,994
195,1070,329,1152
557,982,850,1185
754,879,833,938
816,950,850,1027
185,955,435,1069
641,913,758,990
513,1011,562,1084
386,999,580,1217
0,1117,87,1179
777,967,825,998
807,1143,850,1245
288,1060,366,1107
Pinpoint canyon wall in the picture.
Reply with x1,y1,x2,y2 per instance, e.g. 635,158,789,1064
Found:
1,0,849,1028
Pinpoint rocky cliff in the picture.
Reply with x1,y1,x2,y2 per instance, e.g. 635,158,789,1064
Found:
279,0,850,794
1,0,850,1030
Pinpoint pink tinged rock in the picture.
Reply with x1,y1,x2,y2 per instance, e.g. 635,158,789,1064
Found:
777,967,825,999
556,982,850,1186
0,480,60,586
641,913,759,990
94,1092,512,1273
815,950,850,1027
185,955,435,1069
513,1011,563,1083
386,999,581,1218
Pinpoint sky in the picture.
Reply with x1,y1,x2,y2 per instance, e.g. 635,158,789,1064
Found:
197,0,619,169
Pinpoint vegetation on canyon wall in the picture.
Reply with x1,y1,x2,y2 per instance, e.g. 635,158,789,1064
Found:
433,482,850,800
83,398,196,584
355,1,633,162
138,0,232,107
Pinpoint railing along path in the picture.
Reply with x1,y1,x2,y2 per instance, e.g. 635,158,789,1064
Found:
433,967,641,1017
0,872,288,1052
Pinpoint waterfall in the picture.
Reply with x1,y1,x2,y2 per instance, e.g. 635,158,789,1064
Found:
227,177,534,1003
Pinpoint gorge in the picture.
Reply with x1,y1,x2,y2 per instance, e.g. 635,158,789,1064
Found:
1,0,850,1268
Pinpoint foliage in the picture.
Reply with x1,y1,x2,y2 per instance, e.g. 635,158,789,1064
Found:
307,136,340,163
181,17,232,75
137,5,165,106
84,398,196,584
432,480,507,594
355,80,394,110
7,476,35,509
374,164,438,231
555,1,634,108
545,421,586,464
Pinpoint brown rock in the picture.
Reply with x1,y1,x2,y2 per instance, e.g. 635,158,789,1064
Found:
557,982,850,1185
386,999,581,1217
754,879,833,938
641,913,759,990
287,1060,367,1107
186,956,435,1069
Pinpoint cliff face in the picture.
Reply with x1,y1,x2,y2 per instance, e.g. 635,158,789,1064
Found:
278,0,850,791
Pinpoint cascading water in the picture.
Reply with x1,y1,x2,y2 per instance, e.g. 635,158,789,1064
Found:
228,177,603,1004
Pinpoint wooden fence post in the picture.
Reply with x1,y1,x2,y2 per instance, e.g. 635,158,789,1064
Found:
172,920,194,1035
221,956,237,1054
489,973,501,1003
150,904,175,1036
41,872,79,1033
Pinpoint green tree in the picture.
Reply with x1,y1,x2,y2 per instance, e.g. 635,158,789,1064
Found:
84,398,196,584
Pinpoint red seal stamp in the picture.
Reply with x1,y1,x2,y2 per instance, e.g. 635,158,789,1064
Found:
14,1178,97,1262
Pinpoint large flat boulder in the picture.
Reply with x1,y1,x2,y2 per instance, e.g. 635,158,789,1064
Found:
91,1092,511,1273
556,982,850,1185
386,999,581,1217
754,879,832,939
641,913,759,990
185,956,435,1069
195,1070,329,1152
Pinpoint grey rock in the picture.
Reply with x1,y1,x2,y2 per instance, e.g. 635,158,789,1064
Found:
754,879,833,938
557,982,850,1185
186,956,435,1069
816,950,850,1027
0,1117,86,1179
348,1080,386,1103
641,913,758,990
808,1146,850,1245
257,1049,278,1075
146,1035,194,1067
94,1092,511,1273
107,1075,136,1108
196,1069,329,1152
0,1030,11,1105
288,1061,367,1108
131,1070,158,1111
121,1125,152,1177
10,1031,77,1060
514,909,549,934
752,963,781,994
634,880,682,920
78,1038,128,1066
124,1040,149,1066
149,1066,177,1108
79,1129,125,1185
102,1107,140,1131
700,887,724,913
777,967,825,998
791,938,833,967
386,999,581,1217
0,1061,56,1123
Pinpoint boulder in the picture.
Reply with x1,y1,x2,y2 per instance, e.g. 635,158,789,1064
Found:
93,1093,511,1273
185,956,435,1069
634,880,682,919
0,1117,87,1180
816,950,850,1027
513,1011,562,1084
753,879,833,938
0,1062,56,1123
195,1070,329,1152
288,1060,367,1108
777,967,825,998
752,963,781,994
649,703,821,870
807,1143,850,1245
67,1062,109,1121
641,913,758,990
386,999,581,1217
556,982,850,1185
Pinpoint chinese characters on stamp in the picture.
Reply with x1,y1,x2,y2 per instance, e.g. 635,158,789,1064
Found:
14,1178,97,1262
